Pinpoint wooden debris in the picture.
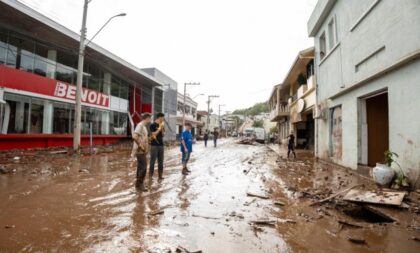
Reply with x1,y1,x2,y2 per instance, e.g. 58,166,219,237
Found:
176,246,202,253
244,167,253,175
192,214,220,220
309,185,361,206
148,210,164,217
244,198,257,206
363,205,397,222
347,236,367,244
274,200,286,206
411,236,420,242
250,219,276,226
277,218,296,224
49,150,68,154
343,189,406,206
247,192,269,199
338,219,364,228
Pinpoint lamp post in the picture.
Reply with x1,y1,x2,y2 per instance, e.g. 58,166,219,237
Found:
206,95,219,131
183,82,200,129
73,0,126,151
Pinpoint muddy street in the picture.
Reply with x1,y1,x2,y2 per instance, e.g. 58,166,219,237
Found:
1,139,419,253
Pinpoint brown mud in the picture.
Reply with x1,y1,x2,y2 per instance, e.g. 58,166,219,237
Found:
0,139,419,252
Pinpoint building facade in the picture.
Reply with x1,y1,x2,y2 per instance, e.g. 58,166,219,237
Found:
176,92,199,138
0,0,163,150
142,68,178,142
269,48,316,149
308,0,420,185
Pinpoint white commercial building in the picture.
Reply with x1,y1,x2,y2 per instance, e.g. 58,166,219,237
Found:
308,0,420,186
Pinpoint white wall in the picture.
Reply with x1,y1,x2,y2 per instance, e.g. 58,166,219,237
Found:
311,0,420,185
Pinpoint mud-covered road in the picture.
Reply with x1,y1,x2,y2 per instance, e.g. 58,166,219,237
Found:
1,139,419,253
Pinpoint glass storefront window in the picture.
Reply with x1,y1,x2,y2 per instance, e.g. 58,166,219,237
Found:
4,93,30,134
120,81,129,100
53,102,71,134
0,32,9,65
111,77,120,97
56,63,76,84
29,98,44,134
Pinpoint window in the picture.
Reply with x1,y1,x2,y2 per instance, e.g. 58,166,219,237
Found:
319,32,326,60
0,32,7,65
87,64,102,92
29,98,44,134
53,102,71,134
328,18,337,50
119,80,129,100
111,77,120,97
4,94,30,133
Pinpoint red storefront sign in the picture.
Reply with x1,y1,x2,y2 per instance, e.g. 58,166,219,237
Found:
0,65,109,107
54,82,109,107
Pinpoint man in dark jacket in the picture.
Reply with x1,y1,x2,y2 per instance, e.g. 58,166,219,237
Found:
149,113,165,180
203,130,209,147
287,132,296,159
213,128,219,147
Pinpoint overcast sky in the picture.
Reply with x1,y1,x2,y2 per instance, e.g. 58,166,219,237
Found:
19,0,317,113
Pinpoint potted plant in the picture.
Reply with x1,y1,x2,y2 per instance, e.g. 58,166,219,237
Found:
372,150,397,186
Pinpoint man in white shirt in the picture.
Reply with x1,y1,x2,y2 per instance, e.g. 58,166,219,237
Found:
132,113,152,191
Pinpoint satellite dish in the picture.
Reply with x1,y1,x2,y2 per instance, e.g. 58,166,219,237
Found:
297,98,305,113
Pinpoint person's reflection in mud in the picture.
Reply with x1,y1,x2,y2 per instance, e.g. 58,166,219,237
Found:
178,176,190,210
131,194,147,250
145,177,164,227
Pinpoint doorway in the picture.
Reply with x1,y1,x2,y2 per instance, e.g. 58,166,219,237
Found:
366,93,389,166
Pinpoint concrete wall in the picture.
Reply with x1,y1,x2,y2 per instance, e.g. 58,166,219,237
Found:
310,0,420,185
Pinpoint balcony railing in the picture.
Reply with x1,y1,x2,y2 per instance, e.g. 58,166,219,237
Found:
270,104,290,120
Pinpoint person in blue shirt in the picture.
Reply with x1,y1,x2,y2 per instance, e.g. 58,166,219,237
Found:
181,123,193,175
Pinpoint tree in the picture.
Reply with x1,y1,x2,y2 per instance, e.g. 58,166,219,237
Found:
252,119,264,128
233,102,269,116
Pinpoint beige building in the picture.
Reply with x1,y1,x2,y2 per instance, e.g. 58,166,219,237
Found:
269,47,316,149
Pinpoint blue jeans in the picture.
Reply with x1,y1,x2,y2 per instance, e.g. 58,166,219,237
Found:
182,151,191,167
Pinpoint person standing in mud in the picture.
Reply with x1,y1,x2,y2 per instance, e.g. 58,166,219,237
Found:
181,123,193,175
149,113,165,180
132,113,152,191
287,132,297,159
213,128,219,148
203,129,209,147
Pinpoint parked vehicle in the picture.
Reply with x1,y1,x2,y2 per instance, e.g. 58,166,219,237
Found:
253,127,266,143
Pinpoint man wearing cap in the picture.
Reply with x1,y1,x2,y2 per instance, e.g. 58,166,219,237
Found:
132,113,152,191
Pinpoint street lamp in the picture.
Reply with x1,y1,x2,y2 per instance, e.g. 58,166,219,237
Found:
207,95,219,131
183,82,200,129
73,0,126,151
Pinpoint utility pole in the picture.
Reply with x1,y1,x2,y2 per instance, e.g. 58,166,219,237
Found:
73,0,89,151
73,2,126,151
218,104,225,129
183,82,200,129
206,95,219,131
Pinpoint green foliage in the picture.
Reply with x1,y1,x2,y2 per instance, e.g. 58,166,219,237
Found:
269,126,277,134
233,102,269,116
384,150,398,167
252,119,264,128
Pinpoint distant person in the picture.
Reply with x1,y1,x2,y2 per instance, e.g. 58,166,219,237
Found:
213,128,219,147
132,113,152,191
204,130,209,147
287,132,296,159
149,113,165,180
181,123,193,175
